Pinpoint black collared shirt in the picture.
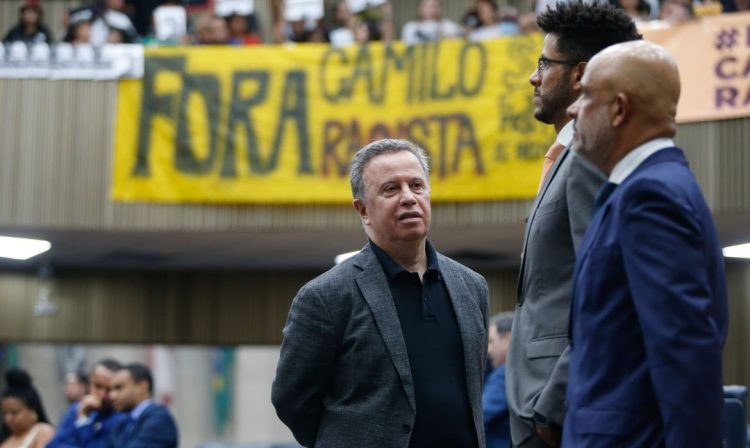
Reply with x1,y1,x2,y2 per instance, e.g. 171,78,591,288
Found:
370,240,477,448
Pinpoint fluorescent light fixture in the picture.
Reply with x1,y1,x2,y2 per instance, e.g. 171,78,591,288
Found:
335,250,360,265
0,236,51,260
723,243,750,259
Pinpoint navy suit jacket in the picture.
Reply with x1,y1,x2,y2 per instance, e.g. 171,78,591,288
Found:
48,403,127,448
564,148,728,447
108,403,178,448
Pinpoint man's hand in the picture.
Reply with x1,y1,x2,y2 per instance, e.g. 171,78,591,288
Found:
77,395,102,418
534,412,561,448
535,424,561,448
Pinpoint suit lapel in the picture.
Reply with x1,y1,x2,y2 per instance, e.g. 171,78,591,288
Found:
123,404,151,447
441,259,482,416
517,148,571,301
354,247,416,411
576,147,683,264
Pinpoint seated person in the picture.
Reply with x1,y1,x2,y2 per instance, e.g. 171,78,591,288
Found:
0,368,55,448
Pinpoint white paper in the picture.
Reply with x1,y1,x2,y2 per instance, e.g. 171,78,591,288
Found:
346,0,386,13
215,0,255,16
284,0,324,21
153,6,187,41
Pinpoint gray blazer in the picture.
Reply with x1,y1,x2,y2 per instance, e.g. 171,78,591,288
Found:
272,243,489,448
506,149,605,445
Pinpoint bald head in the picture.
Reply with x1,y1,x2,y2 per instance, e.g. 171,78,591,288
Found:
590,40,680,123
568,41,681,174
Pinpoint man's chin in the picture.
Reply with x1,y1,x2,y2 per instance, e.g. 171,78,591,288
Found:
533,109,553,125
397,230,428,242
569,138,581,153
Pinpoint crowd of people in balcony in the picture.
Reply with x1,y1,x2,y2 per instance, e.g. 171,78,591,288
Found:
4,0,748,50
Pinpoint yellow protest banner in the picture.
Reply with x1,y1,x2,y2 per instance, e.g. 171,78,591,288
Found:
113,37,554,204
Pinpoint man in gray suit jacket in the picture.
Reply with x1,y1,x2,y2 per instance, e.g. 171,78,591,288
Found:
506,3,640,447
272,138,489,448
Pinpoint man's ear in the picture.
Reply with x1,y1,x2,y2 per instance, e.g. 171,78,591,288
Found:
611,93,630,128
136,380,149,396
571,61,588,92
353,199,369,225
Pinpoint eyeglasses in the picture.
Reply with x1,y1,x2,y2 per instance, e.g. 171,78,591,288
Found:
537,56,579,74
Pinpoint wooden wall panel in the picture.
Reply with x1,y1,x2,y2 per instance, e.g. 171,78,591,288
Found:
1,263,749,399
724,262,750,387
677,117,750,213
0,267,516,344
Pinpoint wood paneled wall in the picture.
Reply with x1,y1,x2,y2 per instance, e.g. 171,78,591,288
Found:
0,266,517,344
0,263,748,392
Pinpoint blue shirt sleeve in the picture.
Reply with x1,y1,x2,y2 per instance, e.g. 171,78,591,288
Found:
482,364,509,424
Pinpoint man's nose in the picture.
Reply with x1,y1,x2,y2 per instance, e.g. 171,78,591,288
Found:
567,99,580,119
529,69,540,86
399,185,416,204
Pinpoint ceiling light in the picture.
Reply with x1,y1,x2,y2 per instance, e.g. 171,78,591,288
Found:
334,250,360,265
0,236,51,260
723,243,750,259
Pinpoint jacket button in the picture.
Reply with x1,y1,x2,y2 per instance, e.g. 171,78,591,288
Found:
401,424,411,433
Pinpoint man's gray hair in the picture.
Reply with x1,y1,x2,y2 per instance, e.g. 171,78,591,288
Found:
350,139,430,202
491,311,514,334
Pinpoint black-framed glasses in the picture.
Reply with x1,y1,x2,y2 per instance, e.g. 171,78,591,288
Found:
537,56,579,74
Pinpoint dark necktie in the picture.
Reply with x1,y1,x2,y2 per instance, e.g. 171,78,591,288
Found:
593,181,618,212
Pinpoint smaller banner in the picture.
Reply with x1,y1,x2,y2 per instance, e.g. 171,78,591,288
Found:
0,43,143,80
641,11,750,123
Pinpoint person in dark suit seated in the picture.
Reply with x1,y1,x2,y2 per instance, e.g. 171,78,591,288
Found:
107,364,178,448
272,138,490,448
564,40,729,447
48,359,127,448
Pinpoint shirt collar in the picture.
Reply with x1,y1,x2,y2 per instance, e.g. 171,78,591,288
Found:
129,399,153,421
609,138,674,184
369,239,440,279
556,120,575,147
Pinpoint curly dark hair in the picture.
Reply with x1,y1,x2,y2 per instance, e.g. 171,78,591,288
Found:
0,368,51,442
537,0,642,62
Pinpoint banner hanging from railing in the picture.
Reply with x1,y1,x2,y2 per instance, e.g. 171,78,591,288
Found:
113,37,555,204
640,11,750,123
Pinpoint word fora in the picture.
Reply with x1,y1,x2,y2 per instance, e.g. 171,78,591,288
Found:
131,57,485,179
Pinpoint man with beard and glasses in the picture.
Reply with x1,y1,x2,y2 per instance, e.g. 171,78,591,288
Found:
506,3,640,447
